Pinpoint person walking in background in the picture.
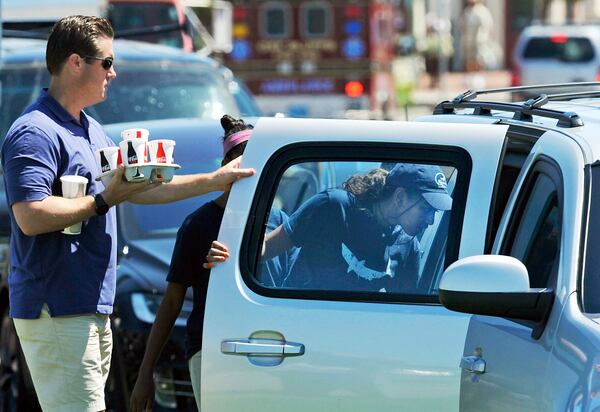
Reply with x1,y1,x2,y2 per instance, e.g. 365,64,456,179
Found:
1,16,253,412
460,0,494,88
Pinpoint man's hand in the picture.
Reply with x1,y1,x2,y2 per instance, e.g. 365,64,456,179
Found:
209,156,255,192
101,166,161,206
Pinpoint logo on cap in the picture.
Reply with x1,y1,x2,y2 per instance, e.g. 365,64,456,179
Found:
435,172,447,189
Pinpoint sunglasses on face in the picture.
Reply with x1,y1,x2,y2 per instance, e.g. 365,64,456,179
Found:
84,55,114,70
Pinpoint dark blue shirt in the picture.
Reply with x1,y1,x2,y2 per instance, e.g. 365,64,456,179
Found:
1,89,117,319
282,189,420,292
167,201,295,359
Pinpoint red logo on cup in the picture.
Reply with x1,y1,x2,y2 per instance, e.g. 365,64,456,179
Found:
156,142,167,163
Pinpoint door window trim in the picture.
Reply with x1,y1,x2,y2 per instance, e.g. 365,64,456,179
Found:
500,157,564,290
240,142,473,304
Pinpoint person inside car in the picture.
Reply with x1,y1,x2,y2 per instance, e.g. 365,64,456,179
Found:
207,163,452,293
129,115,295,412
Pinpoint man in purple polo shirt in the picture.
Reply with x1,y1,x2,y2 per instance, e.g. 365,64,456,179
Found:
0,15,253,412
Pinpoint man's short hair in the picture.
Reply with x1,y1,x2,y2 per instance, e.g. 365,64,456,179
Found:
46,15,114,75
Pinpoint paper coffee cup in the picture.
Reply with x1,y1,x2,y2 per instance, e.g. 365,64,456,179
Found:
121,128,149,141
95,146,121,173
147,139,175,164
60,175,88,235
119,139,147,166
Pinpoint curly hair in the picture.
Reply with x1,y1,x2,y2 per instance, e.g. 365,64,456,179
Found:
220,115,254,164
343,168,397,204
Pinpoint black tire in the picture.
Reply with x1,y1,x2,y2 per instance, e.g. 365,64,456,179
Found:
0,310,41,412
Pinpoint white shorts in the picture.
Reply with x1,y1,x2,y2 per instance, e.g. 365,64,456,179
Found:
189,350,202,411
13,306,112,412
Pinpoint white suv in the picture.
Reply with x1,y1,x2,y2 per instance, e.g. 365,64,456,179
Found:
512,25,600,87
199,85,600,411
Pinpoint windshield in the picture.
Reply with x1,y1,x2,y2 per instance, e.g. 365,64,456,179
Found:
0,65,48,138
0,62,240,140
522,36,595,62
109,2,183,48
118,132,224,238
90,63,240,123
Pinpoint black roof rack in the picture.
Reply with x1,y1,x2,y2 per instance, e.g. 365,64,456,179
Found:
432,82,600,128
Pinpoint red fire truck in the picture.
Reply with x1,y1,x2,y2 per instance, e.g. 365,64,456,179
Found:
224,0,396,118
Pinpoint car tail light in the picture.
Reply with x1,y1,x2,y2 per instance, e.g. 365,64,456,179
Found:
511,65,521,87
596,71,600,81
550,34,568,44
345,81,364,98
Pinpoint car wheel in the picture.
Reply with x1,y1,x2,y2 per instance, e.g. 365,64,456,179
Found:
0,310,41,412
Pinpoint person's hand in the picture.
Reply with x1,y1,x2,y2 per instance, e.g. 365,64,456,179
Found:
102,165,161,206
210,156,255,192
203,240,230,269
130,372,155,412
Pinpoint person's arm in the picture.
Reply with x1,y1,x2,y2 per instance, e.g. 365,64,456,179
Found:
130,282,186,412
262,225,294,260
129,156,255,205
203,225,294,269
11,166,158,236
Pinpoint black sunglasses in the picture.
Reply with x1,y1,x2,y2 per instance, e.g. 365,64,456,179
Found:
84,55,114,70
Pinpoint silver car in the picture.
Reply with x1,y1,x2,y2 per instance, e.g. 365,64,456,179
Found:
198,86,600,411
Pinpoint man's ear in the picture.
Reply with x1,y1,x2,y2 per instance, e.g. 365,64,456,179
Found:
66,53,83,73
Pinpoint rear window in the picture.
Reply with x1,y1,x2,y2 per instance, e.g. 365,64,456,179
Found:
522,36,595,62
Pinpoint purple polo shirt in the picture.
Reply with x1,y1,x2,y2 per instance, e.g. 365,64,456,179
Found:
1,89,117,319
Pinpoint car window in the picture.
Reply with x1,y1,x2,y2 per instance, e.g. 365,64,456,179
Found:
300,1,332,38
582,164,600,313
109,2,183,48
0,66,49,138
522,36,595,63
260,1,292,39
242,147,471,303
89,63,240,123
502,171,562,289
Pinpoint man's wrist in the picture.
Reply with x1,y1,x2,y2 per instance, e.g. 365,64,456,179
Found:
94,193,110,216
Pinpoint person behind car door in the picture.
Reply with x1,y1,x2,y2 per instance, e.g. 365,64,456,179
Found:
1,16,254,412
129,115,294,412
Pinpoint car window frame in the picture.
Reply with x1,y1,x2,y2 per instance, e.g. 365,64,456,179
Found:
240,141,473,305
500,157,564,290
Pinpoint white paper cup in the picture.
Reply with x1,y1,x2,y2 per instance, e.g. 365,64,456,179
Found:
119,139,148,166
121,128,149,141
95,146,122,173
60,175,88,235
147,139,175,164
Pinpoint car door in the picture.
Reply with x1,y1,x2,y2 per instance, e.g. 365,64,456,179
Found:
201,118,509,411
456,130,586,411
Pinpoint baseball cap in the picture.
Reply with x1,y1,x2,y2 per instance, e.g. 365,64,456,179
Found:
387,163,453,211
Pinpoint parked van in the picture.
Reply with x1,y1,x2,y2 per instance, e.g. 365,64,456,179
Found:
512,25,600,87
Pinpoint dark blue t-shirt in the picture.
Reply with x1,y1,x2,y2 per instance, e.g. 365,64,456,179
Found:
282,189,420,292
167,201,295,359
1,90,117,319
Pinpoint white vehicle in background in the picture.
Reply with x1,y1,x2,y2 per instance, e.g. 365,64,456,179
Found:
512,24,600,88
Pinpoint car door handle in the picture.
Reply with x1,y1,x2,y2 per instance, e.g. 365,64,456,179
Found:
221,339,305,357
460,356,486,374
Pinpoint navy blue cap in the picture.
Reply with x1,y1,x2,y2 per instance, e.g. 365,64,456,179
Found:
387,163,453,211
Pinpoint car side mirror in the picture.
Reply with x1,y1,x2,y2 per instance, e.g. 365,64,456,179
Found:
439,255,554,339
